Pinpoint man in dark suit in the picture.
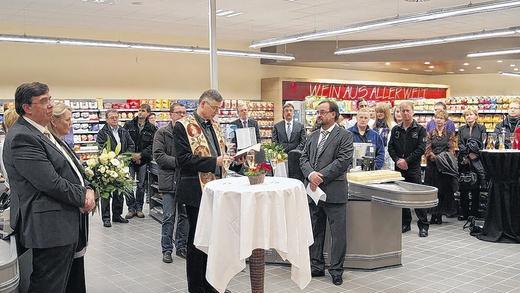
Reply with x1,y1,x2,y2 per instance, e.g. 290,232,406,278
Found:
231,103,261,147
300,100,354,286
173,89,232,293
272,103,306,153
3,82,96,293
96,109,135,227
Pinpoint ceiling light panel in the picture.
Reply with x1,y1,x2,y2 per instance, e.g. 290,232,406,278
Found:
468,47,520,57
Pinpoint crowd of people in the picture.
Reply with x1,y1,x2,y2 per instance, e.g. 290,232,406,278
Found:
2,81,520,292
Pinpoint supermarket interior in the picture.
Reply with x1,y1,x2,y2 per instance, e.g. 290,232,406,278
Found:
1,0,520,293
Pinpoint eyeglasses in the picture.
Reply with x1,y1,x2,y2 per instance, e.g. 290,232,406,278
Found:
205,102,221,111
32,96,53,106
316,110,332,115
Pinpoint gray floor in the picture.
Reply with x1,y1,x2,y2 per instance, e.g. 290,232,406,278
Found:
85,207,520,293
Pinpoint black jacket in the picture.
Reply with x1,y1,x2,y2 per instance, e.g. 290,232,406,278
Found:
272,120,307,153
153,122,180,193
494,116,520,149
124,117,157,166
96,124,135,153
388,120,427,172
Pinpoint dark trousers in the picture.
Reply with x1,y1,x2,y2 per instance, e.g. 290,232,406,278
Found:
29,243,75,293
128,163,148,212
401,170,429,229
66,256,86,293
308,201,347,277
460,187,481,217
101,192,124,221
161,193,189,253
186,205,217,293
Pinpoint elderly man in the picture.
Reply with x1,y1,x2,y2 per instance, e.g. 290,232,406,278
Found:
231,103,261,147
153,103,189,263
272,103,306,153
300,100,354,286
494,98,520,148
173,89,233,293
3,82,96,292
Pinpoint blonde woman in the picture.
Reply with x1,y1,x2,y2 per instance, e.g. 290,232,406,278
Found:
0,109,20,189
371,103,397,170
49,103,89,293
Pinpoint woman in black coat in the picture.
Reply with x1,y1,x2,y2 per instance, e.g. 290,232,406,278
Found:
457,108,486,221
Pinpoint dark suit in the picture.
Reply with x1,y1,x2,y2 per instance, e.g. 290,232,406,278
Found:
272,120,306,153
3,117,87,293
96,123,135,221
173,117,220,293
300,124,353,277
231,117,261,147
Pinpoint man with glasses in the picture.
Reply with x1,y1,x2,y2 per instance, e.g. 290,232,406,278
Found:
4,82,96,292
494,98,520,148
173,90,233,293
272,103,306,153
124,103,158,219
96,109,135,227
231,103,261,147
300,100,354,286
153,103,189,263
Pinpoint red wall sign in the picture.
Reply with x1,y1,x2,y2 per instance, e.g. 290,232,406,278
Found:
282,81,447,101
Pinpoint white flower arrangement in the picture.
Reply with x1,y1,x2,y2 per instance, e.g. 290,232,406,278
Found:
84,140,133,200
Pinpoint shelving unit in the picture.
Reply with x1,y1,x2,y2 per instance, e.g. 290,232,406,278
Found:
147,162,163,222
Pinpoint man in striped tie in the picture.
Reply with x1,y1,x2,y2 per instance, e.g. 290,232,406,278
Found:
300,100,354,286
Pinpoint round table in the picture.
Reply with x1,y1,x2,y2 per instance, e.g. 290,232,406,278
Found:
477,150,520,243
193,176,313,293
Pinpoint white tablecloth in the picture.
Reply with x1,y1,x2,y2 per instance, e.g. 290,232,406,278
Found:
194,176,313,293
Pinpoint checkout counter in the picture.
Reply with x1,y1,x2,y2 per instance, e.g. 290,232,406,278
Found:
265,150,438,270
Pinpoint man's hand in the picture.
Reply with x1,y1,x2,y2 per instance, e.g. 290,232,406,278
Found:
429,154,437,162
132,153,142,162
83,188,96,212
396,159,408,170
216,155,233,167
468,153,477,160
310,183,318,192
308,171,324,187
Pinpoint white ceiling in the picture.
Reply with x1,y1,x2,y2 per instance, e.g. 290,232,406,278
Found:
1,0,520,74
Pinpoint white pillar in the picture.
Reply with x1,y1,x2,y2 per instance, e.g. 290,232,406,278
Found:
209,0,218,90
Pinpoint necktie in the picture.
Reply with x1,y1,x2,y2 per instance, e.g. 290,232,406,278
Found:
243,120,248,128
317,130,329,155
286,122,292,140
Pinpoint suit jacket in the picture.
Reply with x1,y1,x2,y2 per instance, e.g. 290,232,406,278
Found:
172,120,219,208
3,118,87,248
272,120,306,153
96,123,135,153
231,118,261,146
300,124,354,204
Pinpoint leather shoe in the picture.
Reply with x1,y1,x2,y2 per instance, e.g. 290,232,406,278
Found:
103,220,111,227
176,249,187,259
113,216,129,223
331,275,343,286
125,211,135,219
419,227,428,237
402,224,411,233
136,211,145,218
162,251,173,263
311,270,325,277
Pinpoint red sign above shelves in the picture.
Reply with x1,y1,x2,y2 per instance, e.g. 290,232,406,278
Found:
282,81,447,101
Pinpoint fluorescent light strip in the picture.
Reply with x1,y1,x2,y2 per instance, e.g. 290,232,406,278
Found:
468,47,520,57
334,27,519,55
250,0,520,48
0,34,294,61
501,72,520,77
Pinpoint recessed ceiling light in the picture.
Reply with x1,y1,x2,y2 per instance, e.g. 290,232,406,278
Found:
385,62,391,65
459,68,465,72
497,60,503,63
476,66,482,69
510,64,516,67
446,72,454,74
463,62,470,66
515,68,519,71
400,68,409,71
428,65,435,69
424,61,431,65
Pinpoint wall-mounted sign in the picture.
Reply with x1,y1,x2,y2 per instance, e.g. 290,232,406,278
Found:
282,81,447,101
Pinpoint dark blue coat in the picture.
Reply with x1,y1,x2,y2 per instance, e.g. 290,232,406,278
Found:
348,124,385,170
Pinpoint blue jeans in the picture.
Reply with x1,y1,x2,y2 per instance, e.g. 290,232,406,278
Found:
161,192,188,253
127,163,147,212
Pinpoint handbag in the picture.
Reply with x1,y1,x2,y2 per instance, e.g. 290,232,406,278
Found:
458,171,478,190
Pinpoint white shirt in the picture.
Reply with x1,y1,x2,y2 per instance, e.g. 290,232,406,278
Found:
25,117,84,186
111,125,121,145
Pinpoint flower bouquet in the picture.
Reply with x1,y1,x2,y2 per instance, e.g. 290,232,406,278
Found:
262,142,288,175
244,162,272,185
84,140,134,201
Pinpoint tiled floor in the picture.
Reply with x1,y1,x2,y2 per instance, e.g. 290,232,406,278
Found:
85,207,520,293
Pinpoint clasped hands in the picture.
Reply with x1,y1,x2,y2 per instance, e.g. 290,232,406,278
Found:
308,171,324,192
396,158,409,170
80,188,96,214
